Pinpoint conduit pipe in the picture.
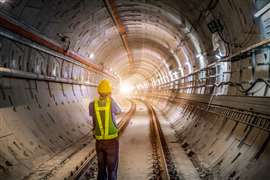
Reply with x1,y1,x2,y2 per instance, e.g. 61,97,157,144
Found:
0,15,116,79
103,0,135,67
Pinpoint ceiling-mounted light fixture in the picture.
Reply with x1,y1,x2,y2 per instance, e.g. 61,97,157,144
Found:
215,54,221,59
0,0,7,3
185,62,192,73
89,53,95,59
254,2,270,18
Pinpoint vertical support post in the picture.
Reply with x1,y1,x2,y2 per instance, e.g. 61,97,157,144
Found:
239,53,243,84
251,49,256,82
264,47,270,96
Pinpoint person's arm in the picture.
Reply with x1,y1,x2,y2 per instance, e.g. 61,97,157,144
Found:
111,98,122,115
89,102,96,138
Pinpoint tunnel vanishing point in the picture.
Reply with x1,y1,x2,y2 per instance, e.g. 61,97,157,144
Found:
0,0,270,180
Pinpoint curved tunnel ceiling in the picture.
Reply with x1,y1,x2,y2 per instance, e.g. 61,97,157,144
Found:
1,0,270,179
0,0,258,87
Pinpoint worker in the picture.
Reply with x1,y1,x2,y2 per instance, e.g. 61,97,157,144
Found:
89,79,121,180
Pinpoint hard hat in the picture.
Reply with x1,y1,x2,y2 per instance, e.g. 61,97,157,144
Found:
97,79,112,94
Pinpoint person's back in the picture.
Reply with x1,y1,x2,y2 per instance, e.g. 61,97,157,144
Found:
89,80,121,180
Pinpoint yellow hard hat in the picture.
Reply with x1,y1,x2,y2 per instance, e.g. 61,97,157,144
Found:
97,79,112,94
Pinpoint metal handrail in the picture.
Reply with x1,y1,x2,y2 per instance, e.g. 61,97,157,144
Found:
152,39,270,96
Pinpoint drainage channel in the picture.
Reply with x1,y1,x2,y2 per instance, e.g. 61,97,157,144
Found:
179,140,213,180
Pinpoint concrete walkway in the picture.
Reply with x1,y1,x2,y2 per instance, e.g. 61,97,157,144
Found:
118,101,152,180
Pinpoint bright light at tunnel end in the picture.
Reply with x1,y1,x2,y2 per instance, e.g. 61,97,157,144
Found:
89,53,95,59
120,83,134,95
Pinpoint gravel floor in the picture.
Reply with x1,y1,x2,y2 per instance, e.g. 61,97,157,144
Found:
156,110,201,180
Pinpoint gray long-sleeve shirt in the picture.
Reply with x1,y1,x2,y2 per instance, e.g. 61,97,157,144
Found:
89,97,121,131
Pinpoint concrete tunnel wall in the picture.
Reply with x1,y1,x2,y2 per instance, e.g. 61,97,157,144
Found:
139,90,270,180
0,35,111,179
0,0,270,180
0,78,96,179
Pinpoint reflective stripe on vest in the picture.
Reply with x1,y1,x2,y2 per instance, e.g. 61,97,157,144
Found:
94,97,118,140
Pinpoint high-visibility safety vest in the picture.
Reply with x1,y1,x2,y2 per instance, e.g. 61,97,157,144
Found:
94,97,118,140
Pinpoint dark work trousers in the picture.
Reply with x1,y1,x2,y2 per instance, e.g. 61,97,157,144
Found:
95,138,119,180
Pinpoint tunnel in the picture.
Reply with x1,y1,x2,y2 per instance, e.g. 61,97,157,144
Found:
0,0,270,179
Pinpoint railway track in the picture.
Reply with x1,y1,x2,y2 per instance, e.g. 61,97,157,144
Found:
146,102,182,180
70,101,136,180
70,100,181,180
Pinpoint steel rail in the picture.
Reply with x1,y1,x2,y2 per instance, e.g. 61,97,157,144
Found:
142,100,182,180
147,102,170,180
70,100,136,180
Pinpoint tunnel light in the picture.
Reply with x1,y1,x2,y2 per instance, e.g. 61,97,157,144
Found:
89,53,95,59
0,0,7,3
185,62,192,73
254,3,270,18
215,54,221,59
195,53,206,68
120,83,134,95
